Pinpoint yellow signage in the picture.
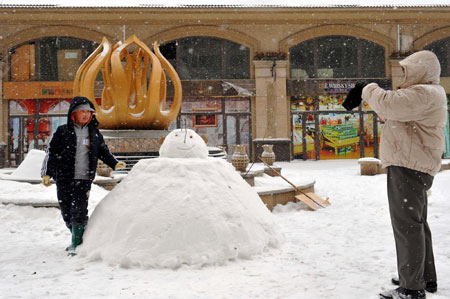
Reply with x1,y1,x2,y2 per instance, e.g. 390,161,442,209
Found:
3,81,73,100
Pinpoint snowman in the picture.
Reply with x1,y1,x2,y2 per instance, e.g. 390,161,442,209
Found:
78,128,282,269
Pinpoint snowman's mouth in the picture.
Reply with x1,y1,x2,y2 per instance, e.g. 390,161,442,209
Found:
176,145,195,151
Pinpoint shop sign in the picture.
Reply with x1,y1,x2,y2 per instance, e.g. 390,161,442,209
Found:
287,79,391,96
166,80,255,97
319,82,356,94
3,81,73,100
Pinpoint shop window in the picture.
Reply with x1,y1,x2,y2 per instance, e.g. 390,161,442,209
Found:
9,100,29,115
290,36,385,79
47,100,70,114
424,37,450,77
10,44,35,81
9,37,98,82
180,98,223,113
160,37,250,80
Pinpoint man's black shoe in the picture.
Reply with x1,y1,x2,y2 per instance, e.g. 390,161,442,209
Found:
391,278,437,293
380,287,425,299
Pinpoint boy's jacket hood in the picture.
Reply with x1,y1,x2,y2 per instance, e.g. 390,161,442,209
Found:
399,50,441,89
67,96,99,128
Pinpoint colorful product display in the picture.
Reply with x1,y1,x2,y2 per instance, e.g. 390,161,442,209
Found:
321,124,359,155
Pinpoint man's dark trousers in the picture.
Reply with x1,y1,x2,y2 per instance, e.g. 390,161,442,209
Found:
387,166,437,290
56,179,92,230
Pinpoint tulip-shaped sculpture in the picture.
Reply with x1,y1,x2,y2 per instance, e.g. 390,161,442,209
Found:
73,35,182,129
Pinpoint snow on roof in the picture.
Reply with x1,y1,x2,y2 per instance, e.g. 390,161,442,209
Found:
0,0,449,8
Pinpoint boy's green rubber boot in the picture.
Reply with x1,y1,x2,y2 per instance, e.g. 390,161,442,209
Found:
66,225,85,256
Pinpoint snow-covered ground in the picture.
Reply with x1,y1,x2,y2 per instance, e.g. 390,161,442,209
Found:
1,159,450,299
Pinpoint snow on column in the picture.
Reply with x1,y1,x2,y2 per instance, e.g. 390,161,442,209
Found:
78,129,282,268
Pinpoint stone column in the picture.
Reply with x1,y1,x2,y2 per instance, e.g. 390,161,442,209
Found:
389,58,403,90
253,60,275,139
252,59,292,161
0,61,7,167
273,60,289,139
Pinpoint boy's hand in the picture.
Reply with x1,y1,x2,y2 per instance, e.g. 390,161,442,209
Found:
115,161,126,170
42,175,52,187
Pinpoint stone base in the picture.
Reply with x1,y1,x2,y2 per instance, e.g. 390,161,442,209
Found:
101,130,169,153
359,161,379,175
239,168,264,186
263,165,281,177
257,181,315,210
441,160,450,171
253,138,291,161
358,158,386,175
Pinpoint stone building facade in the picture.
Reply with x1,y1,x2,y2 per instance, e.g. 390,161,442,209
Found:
0,4,449,166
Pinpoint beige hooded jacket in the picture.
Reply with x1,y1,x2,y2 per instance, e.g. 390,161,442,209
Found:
362,50,448,176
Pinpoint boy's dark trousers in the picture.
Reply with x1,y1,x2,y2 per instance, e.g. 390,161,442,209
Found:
56,179,92,230
387,166,437,290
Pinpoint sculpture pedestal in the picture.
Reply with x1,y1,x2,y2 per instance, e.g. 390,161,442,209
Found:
101,130,170,170
101,130,169,153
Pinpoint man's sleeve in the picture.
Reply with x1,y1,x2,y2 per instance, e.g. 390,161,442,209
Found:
362,83,430,122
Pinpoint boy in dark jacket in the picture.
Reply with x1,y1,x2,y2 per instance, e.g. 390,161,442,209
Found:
41,96,125,254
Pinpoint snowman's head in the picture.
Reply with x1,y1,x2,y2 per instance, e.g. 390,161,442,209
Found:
159,129,208,159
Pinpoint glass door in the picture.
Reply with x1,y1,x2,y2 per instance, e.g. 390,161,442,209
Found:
9,116,35,166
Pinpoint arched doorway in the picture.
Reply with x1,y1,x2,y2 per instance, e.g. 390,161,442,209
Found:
289,35,389,160
160,36,253,157
6,36,98,166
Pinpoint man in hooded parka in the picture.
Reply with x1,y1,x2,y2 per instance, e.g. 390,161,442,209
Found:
41,96,126,254
343,50,447,299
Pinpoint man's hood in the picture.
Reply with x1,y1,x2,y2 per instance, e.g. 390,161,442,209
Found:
399,50,441,89
67,96,98,128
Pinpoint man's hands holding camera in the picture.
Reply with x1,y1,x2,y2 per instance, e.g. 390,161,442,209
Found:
342,81,368,111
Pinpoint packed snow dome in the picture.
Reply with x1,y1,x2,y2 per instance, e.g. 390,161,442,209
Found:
78,129,282,268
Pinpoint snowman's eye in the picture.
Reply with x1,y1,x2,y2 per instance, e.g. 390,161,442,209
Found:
189,136,193,138
175,134,178,137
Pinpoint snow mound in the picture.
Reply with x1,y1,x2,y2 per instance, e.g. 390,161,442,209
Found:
0,149,45,182
78,157,282,269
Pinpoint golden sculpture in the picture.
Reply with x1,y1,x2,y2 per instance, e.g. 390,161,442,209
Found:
73,35,182,129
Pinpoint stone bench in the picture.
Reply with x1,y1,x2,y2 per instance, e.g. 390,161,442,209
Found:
358,158,385,175
359,158,450,175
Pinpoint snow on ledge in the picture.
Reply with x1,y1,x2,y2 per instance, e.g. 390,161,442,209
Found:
358,157,381,164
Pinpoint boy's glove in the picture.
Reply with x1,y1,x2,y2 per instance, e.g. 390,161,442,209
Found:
115,161,126,170
342,81,368,111
42,175,52,187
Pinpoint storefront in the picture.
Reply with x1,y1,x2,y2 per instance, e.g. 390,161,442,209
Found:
167,81,253,157
289,80,391,160
3,35,254,166
161,36,253,157
289,35,387,160
1,3,450,166
4,82,73,166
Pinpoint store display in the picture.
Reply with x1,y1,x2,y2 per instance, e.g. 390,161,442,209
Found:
321,124,359,155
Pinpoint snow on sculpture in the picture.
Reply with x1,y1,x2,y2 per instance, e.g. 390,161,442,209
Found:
78,129,282,269
73,35,182,129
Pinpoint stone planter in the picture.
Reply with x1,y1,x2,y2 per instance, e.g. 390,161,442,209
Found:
260,144,276,166
231,144,249,172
